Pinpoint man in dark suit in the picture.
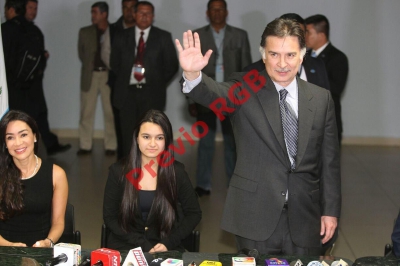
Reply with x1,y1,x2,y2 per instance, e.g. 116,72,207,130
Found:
190,0,252,196
305,14,349,144
176,17,341,255
110,1,178,157
108,0,137,160
243,13,330,91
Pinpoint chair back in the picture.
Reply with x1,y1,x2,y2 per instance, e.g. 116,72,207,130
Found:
57,203,81,245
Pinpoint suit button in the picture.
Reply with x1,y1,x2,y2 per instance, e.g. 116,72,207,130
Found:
281,191,286,196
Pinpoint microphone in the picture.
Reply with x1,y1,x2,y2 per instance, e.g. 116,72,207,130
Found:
331,259,348,266
305,262,322,266
122,247,149,266
265,258,289,266
289,260,303,266
78,257,91,266
237,248,259,260
91,248,121,266
47,243,81,266
46,254,67,266
149,258,164,266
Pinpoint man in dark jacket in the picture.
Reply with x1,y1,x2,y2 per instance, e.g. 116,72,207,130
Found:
2,0,70,155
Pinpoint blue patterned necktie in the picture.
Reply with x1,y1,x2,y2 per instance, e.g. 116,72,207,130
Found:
279,89,298,169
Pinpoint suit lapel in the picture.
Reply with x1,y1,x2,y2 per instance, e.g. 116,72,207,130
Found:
256,72,290,166
223,25,233,49
203,26,218,54
296,78,315,167
127,27,136,59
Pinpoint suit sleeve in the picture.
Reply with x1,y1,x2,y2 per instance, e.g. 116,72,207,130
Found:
160,163,202,250
78,28,85,62
240,31,252,70
327,52,348,97
110,31,122,73
161,32,179,83
103,163,153,251
320,91,341,217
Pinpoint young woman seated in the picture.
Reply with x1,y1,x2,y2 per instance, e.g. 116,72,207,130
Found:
103,110,202,252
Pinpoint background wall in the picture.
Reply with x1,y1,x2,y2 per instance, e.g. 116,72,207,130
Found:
1,0,400,140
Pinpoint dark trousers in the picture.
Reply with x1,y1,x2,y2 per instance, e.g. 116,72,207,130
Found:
332,95,342,145
196,111,236,190
235,209,321,256
118,85,159,158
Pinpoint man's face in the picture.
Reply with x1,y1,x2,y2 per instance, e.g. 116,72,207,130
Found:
207,1,228,26
305,24,319,50
91,7,107,25
25,1,38,21
263,36,303,87
122,0,136,25
134,4,154,30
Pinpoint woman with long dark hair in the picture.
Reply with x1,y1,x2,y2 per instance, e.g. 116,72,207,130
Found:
0,110,68,247
103,110,201,252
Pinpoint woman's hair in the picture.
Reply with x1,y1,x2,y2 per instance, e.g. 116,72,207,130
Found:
0,110,40,220
119,109,177,238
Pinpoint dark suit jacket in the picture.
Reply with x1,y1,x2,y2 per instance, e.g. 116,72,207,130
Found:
317,43,348,98
1,15,47,113
78,25,97,92
185,71,341,248
110,26,178,111
243,53,330,90
317,43,349,138
193,24,252,113
107,17,125,90
103,161,202,251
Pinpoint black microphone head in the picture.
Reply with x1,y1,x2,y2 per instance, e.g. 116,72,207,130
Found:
150,258,164,266
237,248,259,260
78,257,91,266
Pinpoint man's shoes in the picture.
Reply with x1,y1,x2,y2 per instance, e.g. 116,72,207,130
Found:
77,149,92,155
195,187,210,197
47,143,72,155
105,150,116,156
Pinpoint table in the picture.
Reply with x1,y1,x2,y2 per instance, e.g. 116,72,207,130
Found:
0,247,353,265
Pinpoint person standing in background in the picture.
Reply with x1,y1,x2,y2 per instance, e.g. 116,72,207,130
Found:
77,1,117,156
108,0,138,160
190,0,252,196
110,1,178,158
305,14,348,144
2,0,71,156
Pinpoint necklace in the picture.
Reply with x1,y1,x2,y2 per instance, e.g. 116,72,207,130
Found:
21,155,39,180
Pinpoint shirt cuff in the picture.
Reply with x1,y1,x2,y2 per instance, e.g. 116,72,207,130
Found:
182,72,202,93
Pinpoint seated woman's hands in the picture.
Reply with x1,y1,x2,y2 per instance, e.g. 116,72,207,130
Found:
32,239,52,248
149,243,167,253
10,242,27,247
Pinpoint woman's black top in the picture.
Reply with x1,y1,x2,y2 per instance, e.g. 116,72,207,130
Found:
0,161,53,246
103,161,202,251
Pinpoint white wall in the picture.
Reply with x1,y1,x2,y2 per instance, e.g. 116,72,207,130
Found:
2,0,400,139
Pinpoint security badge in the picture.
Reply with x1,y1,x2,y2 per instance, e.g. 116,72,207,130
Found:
130,63,146,88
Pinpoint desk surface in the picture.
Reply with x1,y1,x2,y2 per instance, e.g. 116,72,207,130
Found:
0,247,354,266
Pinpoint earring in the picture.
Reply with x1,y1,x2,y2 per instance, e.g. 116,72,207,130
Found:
34,139,37,142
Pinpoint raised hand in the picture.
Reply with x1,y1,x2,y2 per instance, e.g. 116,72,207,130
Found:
175,30,213,80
